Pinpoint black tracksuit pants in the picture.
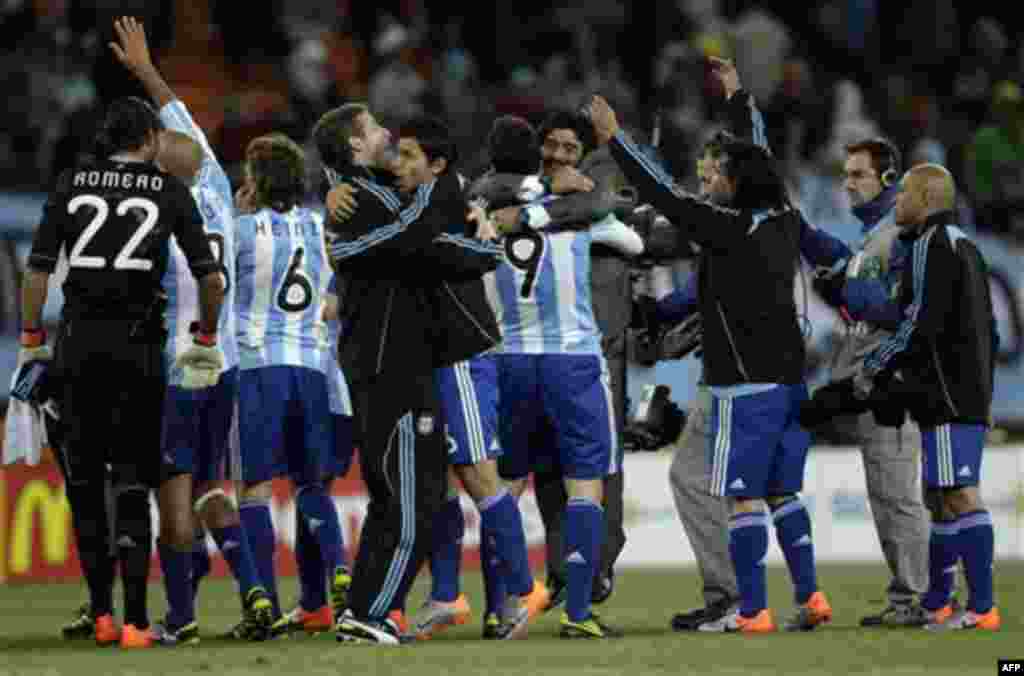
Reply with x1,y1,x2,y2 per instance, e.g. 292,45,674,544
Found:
347,371,449,621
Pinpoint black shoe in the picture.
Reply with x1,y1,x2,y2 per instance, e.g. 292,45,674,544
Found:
591,570,615,605
335,610,407,645
544,576,567,612
860,602,929,627
62,603,96,640
671,598,737,632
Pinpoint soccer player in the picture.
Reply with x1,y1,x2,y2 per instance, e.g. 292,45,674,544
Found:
233,133,347,634
273,274,356,636
469,115,642,639
589,92,832,633
108,15,273,644
313,104,504,645
857,164,1001,631
23,95,223,648
376,116,549,641
665,57,851,631
520,111,630,611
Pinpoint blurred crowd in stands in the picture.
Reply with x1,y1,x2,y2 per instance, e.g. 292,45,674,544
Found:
2,0,1024,239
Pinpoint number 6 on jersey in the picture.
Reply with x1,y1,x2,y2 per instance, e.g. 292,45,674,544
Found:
277,246,314,312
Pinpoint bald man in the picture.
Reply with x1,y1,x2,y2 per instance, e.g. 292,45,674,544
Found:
855,164,1001,631
112,15,275,644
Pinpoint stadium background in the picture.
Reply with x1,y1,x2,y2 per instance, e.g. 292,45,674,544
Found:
0,0,1023,640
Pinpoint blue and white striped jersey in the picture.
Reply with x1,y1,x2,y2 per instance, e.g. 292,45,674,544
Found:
324,274,353,416
485,212,642,354
235,206,329,372
159,100,238,383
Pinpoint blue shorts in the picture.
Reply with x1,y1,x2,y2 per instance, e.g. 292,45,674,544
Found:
497,353,617,481
162,367,238,483
326,414,355,479
707,383,811,498
921,423,985,488
436,355,501,466
238,365,333,486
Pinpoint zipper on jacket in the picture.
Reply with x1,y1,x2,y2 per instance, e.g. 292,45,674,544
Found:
443,282,500,346
931,339,960,418
377,286,396,373
717,301,751,382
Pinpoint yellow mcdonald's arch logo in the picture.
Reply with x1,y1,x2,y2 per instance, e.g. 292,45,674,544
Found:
1,469,6,583
8,479,71,575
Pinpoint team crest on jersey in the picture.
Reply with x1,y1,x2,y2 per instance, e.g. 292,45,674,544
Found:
417,414,435,436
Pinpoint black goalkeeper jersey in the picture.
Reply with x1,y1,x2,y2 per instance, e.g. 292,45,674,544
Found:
29,157,218,319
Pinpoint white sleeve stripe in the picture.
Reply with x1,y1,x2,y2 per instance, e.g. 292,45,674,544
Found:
614,130,675,189
352,177,401,212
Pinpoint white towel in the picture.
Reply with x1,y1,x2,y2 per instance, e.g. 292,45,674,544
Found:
3,394,47,466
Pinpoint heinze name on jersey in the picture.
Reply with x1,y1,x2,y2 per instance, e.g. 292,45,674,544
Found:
255,217,320,239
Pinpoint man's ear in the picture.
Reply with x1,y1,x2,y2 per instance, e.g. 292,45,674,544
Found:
431,156,448,177
348,136,364,156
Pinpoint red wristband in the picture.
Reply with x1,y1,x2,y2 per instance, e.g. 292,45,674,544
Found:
194,331,217,347
20,328,45,348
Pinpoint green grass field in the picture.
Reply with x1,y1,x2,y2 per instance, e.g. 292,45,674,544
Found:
0,563,1019,676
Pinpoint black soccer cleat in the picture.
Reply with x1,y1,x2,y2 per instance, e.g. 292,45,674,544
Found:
335,610,407,645
671,597,738,632
61,603,96,640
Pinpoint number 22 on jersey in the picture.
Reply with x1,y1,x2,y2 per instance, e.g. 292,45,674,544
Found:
67,194,159,271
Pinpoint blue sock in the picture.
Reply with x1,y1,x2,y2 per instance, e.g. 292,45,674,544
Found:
209,523,263,601
957,510,995,614
564,497,605,623
239,498,279,616
429,496,464,603
479,490,533,597
729,512,769,618
158,543,195,629
922,520,959,611
480,524,506,617
191,534,211,602
295,484,346,580
771,498,818,604
295,505,326,611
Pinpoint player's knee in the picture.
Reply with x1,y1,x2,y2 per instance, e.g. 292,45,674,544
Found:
943,486,980,516
241,480,273,501
765,493,798,511
925,488,954,521
730,497,764,514
455,461,501,501
566,477,603,503
194,487,238,530
506,477,528,499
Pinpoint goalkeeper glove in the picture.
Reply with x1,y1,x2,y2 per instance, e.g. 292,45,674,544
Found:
175,322,223,389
